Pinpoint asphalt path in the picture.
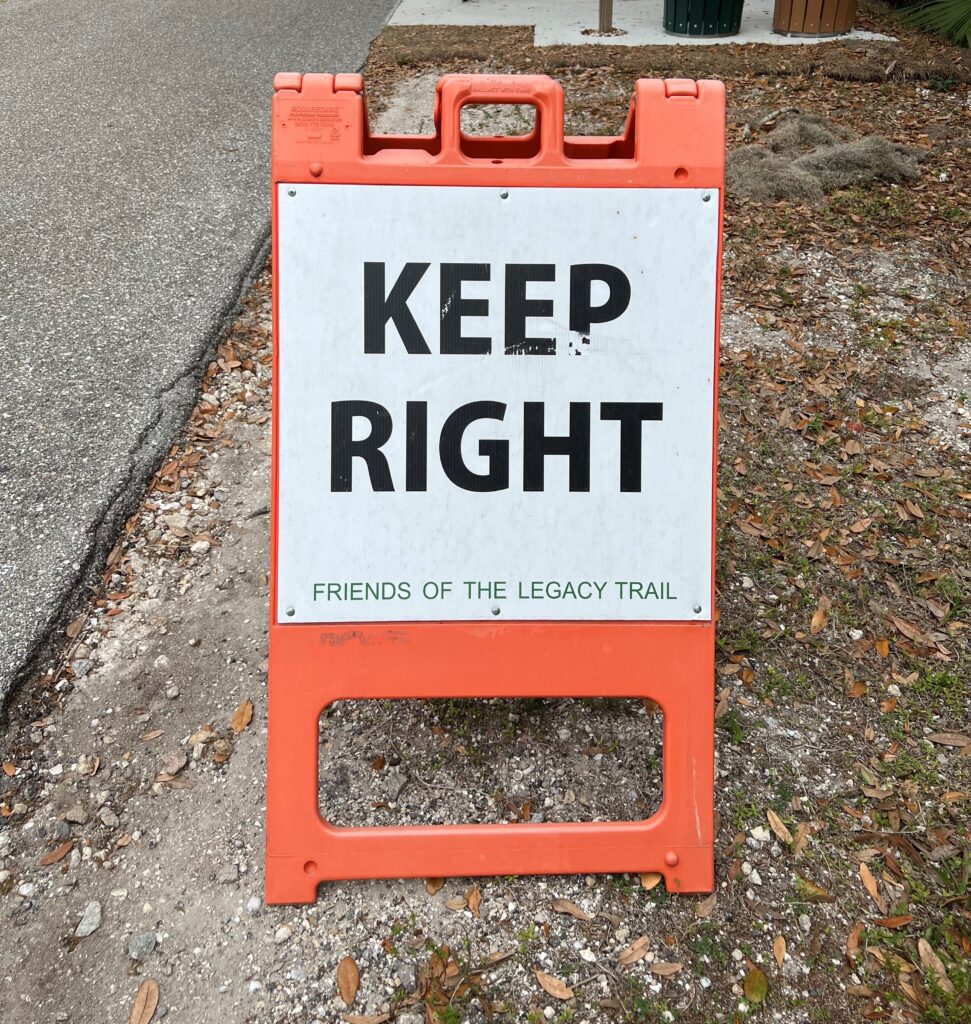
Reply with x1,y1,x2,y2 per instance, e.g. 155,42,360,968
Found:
0,0,394,704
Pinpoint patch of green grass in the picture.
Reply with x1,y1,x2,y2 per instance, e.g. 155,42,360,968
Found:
732,794,761,829
517,924,539,953
910,670,965,716
719,709,747,746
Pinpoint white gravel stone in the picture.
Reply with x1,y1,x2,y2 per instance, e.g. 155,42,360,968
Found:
75,901,103,938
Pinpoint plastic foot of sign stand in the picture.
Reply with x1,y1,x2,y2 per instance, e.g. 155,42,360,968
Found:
267,73,723,904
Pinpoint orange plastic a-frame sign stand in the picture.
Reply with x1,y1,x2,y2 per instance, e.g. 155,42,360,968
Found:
267,73,723,904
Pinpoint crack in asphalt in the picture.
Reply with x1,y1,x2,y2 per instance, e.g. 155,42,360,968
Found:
2,230,271,722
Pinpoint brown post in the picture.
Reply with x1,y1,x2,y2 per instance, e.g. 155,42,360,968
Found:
599,0,614,33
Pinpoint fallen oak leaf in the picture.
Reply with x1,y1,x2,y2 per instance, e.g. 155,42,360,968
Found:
230,698,254,735
648,962,683,977
891,616,926,643
810,595,831,634
767,809,794,846
618,935,650,966
695,892,717,918
425,877,445,895
467,885,481,918
860,861,887,914
791,822,812,858
874,914,913,929
337,956,360,1006
898,978,924,1008
918,938,955,994
534,969,573,1000
846,921,864,966
846,985,875,998
551,898,591,922
128,979,160,1024
927,732,971,748
39,841,73,866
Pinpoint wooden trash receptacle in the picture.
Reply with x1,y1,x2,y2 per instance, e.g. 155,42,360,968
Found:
664,0,744,36
773,0,857,36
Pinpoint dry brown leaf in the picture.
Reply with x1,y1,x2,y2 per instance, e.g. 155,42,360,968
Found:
444,896,467,912
639,872,662,891
139,729,164,742
875,638,890,658
860,862,887,914
230,699,254,735
425,877,445,895
467,885,481,918
342,1015,390,1024
928,732,971,748
618,935,650,966
695,893,717,918
846,921,863,965
874,914,913,929
714,687,730,720
65,613,86,639
39,841,72,866
551,898,591,922
810,595,831,634
534,969,573,1000
2,762,14,777
337,956,360,1005
898,979,924,1008
917,938,954,994
846,984,875,998
766,809,794,846
791,822,812,858
773,935,786,968
649,962,683,977
128,979,160,1024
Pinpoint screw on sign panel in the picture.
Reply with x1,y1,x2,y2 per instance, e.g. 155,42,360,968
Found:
267,73,723,904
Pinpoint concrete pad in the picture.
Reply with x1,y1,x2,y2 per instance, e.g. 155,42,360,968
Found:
389,0,893,46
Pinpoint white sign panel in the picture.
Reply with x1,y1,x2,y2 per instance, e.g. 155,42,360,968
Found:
276,184,718,623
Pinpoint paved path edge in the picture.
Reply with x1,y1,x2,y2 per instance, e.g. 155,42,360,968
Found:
1,227,272,719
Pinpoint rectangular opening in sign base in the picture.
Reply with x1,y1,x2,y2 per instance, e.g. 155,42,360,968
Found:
318,697,664,827
267,72,723,904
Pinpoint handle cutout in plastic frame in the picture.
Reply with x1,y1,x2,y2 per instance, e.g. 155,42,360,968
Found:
435,75,564,161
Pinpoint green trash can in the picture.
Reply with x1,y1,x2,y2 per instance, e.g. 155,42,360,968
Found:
664,0,744,36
